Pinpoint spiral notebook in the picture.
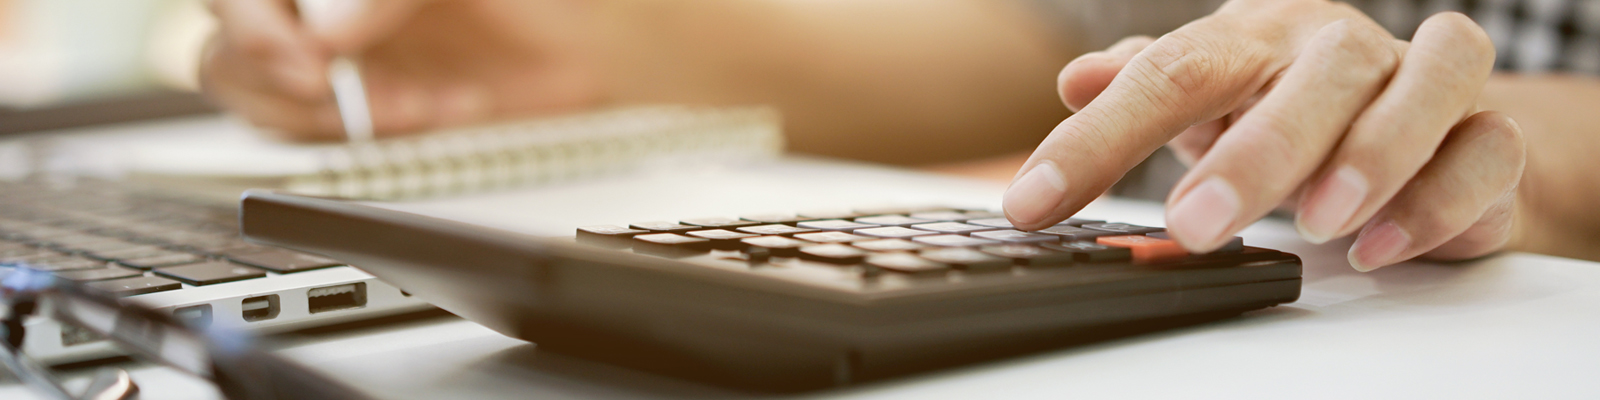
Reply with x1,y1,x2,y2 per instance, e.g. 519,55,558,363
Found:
125,105,784,200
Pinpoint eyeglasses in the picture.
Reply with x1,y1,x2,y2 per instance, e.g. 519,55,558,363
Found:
1,268,371,400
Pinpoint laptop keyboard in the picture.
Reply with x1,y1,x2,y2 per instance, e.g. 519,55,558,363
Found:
577,206,1283,289
0,180,344,296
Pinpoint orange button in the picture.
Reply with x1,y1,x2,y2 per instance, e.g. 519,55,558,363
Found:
1097,235,1188,263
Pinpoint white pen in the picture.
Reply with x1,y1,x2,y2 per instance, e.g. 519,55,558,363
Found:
296,0,375,143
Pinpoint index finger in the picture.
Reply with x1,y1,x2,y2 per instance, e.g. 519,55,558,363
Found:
1003,19,1283,230
210,0,330,100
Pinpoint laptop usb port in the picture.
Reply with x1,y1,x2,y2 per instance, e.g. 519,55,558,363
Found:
307,283,367,314
241,295,280,322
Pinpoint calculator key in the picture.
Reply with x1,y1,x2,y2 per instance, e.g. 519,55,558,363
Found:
980,245,1076,266
1041,241,1132,263
227,250,344,274
155,262,267,286
1060,218,1105,227
633,233,714,255
853,205,948,216
1146,232,1245,253
918,248,1012,272
680,217,758,229
970,230,1058,244
854,226,939,239
55,266,144,282
1035,225,1115,241
852,239,927,252
118,252,204,270
799,244,868,264
628,221,701,233
741,236,809,257
1082,223,1163,235
793,231,870,244
910,222,993,234
87,276,182,297
1097,235,1189,263
907,211,970,222
739,213,810,225
737,224,821,236
797,209,861,220
866,253,950,277
686,229,759,250
854,215,935,227
912,235,999,247
965,218,1015,229
796,219,876,232
577,225,649,238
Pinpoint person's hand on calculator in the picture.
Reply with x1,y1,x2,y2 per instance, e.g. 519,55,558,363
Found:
1003,0,1523,272
201,0,606,140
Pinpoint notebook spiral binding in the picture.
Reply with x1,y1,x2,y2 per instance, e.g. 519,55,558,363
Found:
284,106,783,200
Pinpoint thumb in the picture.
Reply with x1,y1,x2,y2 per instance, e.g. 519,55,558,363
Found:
296,0,432,53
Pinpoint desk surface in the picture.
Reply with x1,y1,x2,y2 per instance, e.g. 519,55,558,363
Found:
4,118,1600,399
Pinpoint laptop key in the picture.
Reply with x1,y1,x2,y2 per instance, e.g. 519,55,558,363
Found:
227,249,344,274
88,276,183,297
20,257,108,272
154,262,268,286
116,252,204,269
55,267,144,282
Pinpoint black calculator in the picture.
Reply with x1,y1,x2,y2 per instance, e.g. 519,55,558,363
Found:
240,191,1301,392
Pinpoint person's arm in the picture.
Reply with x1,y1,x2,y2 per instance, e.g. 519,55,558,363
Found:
202,0,1078,165
1484,75,1600,262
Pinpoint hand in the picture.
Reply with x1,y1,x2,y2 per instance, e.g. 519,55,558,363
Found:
200,0,606,140
1004,0,1524,271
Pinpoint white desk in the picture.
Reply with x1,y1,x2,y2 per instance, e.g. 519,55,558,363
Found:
4,118,1600,399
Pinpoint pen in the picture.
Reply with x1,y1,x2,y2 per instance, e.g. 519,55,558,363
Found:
296,0,375,143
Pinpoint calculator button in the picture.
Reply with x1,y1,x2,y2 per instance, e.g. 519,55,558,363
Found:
793,231,870,244
866,253,950,277
1041,241,1132,263
155,262,267,286
680,217,759,229
910,222,992,234
1146,232,1245,253
686,229,759,250
1081,223,1163,235
741,236,809,257
736,224,820,236
970,230,1058,244
853,205,948,216
1097,235,1189,263
799,244,868,264
739,213,810,225
628,221,701,233
55,266,144,282
907,211,969,221
227,250,344,274
918,248,1012,272
964,218,1015,229
796,219,876,232
855,215,935,227
1061,218,1105,227
1035,225,1115,241
852,239,927,252
578,225,649,237
797,209,861,220
912,235,999,247
980,245,1075,266
634,233,713,249
87,276,182,297
854,226,939,239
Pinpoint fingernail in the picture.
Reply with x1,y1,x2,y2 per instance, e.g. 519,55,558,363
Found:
1348,221,1410,272
1166,176,1241,252
1296,165,1370,244
1003,162,1068,228
303,0,368,37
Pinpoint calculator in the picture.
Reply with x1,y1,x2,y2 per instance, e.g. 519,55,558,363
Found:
239,191,1301,392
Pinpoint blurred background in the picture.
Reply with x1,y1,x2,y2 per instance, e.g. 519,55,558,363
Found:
2,0,1598,134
